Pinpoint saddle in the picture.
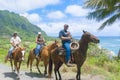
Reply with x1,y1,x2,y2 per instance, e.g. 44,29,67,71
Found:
56,47,66,55
9,47,19,59
56,46,75,64
33,47,44,56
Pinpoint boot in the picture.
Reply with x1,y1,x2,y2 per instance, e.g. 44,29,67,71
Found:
4,55,9,63
65,60,75,67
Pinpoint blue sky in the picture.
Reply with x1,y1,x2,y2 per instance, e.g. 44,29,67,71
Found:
0,0,119,37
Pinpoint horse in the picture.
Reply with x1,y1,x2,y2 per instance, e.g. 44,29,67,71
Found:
9,47,26,79
48,30,100,80
27,40,61,75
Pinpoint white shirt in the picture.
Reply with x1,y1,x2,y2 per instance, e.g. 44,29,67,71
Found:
10,36,21,46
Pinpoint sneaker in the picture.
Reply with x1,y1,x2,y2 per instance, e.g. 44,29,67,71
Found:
8,57,10,61
36,55,39,59
65,63,75,67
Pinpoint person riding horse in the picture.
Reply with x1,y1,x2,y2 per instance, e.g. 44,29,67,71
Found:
59,24,73,67
35,32,45,58
5,32,21,62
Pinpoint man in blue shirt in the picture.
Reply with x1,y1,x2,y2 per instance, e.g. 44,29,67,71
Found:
59,24,72,66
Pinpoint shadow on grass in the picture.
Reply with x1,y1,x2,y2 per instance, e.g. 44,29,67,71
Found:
3,72,18,80
25,72,45,78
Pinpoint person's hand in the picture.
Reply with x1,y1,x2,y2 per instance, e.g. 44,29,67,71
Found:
67,36,72,40
12,43,15,47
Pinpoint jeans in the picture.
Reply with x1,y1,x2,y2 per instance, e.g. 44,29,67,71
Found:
8,46,14,57
35,44,43,56
62,42,71,63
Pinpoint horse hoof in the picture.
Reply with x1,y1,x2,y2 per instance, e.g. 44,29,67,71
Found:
44,74,48,77
39,72,42,74
12,70,15,72
47,75,51,78
16,76,20,80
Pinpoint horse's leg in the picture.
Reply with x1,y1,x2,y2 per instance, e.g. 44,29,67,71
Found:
54,65,58,80
54,61,63,80
43,58,48,76
17,61,21,79
14,61,20,79
30,58,34,72
14,60,17,72
76,65,81,80
10,59,14,72
36,58,41,74
57,61,63,80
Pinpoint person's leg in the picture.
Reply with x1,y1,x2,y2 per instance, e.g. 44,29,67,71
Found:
5,46,14,63
39,44,44,53
8,47,14,57
35,44,40,57
63,42,71,63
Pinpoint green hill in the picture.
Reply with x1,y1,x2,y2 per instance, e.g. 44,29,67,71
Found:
0,10,46,40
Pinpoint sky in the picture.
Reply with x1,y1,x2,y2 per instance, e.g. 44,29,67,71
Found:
0,0,120,37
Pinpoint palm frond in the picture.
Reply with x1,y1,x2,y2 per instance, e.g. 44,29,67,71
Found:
85,0,115,9
85,0,120,29
98,13,120,30
87,5,120,21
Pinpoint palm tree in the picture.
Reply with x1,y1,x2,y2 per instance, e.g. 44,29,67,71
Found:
85,0,120,30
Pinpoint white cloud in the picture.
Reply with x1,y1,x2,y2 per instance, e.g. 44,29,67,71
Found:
20,13,42,24
47,11,66,19
0,0,60,13
37,19,120,37
96,23,120,36
65,5,89,17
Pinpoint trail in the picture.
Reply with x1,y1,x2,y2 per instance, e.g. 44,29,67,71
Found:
0,64,105,80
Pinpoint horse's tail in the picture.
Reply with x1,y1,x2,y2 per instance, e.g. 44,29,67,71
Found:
48,54,53,77
27,51,31,68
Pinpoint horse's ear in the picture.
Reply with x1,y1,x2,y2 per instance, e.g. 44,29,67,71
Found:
55,40,58,44
23,48,26,50
83,30,86,33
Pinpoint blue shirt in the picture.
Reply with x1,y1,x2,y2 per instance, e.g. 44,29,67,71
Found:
59,30,71,44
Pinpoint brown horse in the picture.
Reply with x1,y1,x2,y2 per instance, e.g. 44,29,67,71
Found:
9,47,26,79
27,40,61,75
48,30,100,80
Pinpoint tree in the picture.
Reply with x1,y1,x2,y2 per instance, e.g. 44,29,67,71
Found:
85,0,120,30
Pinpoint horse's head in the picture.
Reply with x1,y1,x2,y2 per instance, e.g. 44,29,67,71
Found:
51,40,61,49
82,30,100,43
19,47,26,61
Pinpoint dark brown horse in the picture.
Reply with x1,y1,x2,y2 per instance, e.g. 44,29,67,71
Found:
48,30,100,80
9,47,26,79
27,40,61,75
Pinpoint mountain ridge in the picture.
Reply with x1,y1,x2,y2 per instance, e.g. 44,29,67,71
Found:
0,10,47,40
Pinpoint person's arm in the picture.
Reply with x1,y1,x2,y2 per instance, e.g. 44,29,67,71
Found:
10,38,15,47
59,31,71,40
60,36,71,40
42,37,45,43
35,37,38,43
18,37,21,43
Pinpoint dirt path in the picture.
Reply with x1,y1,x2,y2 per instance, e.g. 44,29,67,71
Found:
0,64,105,80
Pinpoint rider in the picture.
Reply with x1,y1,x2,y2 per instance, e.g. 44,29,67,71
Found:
35,32,45,58
59,24,73,67
5,32,21,62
